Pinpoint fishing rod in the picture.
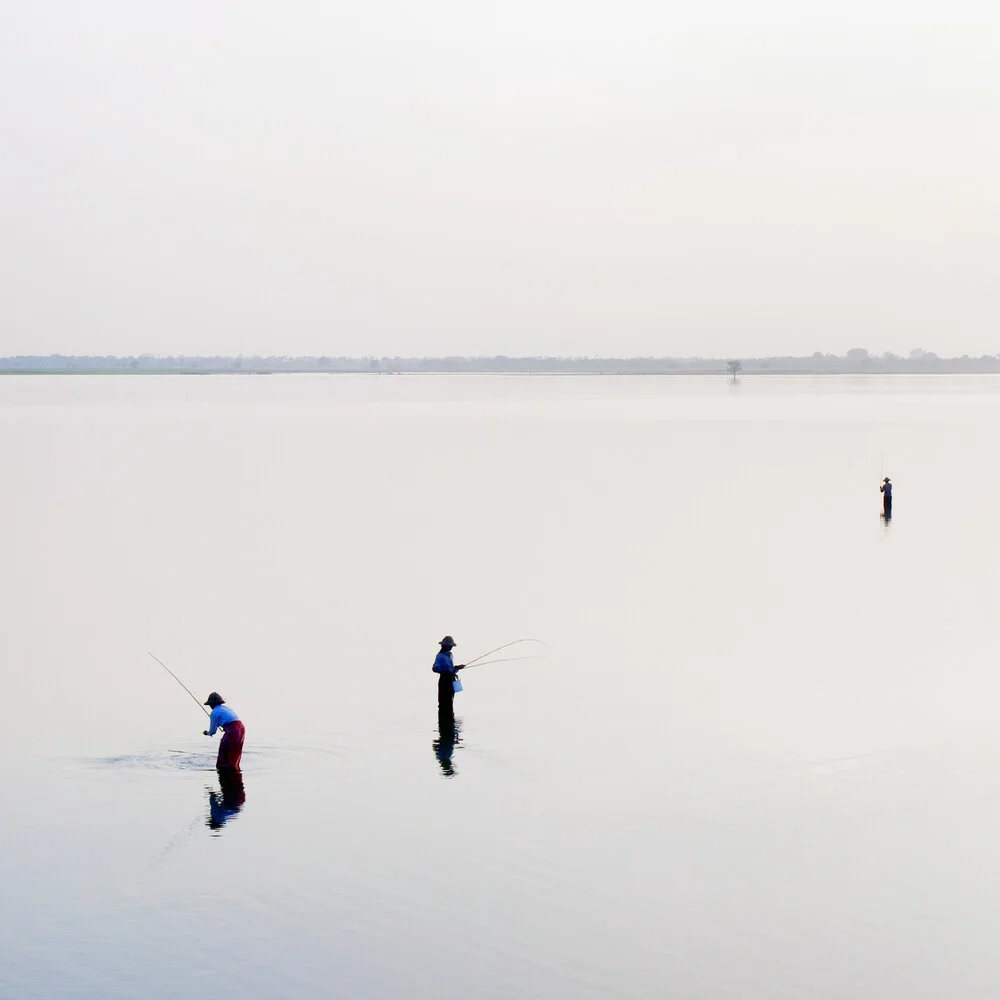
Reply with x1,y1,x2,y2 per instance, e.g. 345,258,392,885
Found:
462,654,544,670
463,638,548,668
148,652,210,718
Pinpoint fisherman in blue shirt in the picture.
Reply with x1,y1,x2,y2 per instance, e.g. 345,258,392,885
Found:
203,692,245,770
432,636,465,711
880,477,893,519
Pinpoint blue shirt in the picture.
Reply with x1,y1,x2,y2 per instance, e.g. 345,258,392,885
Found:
432,651,454,674
207,703,240,736
881,482,892,496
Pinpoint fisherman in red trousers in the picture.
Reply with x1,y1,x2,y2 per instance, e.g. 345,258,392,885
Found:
203,692,245,770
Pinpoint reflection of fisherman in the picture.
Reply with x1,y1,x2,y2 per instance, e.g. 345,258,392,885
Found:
208,768,246,830
203,692,245,770
880,477,893,518
432,636,465,711
433,711,462,778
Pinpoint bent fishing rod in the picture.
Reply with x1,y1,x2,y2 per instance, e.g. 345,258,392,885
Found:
462,654,544,670
463,638,549,669
148,652,210,718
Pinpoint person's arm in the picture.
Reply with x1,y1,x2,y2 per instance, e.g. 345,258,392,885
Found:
204,708,219,737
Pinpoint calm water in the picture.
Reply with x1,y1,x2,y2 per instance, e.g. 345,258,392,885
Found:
3,373,1000,999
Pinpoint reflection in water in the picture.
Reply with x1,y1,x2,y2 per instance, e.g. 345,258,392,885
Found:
96,750,217,771
433,709,463,778
207,767,246,832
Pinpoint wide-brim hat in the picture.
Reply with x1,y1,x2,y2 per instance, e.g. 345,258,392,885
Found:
439,636,456,648
204,691,224,707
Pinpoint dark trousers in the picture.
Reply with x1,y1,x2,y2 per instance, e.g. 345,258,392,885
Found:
437,671,455,711
883,496,892,518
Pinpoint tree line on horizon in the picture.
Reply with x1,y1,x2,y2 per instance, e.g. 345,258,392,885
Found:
2,348,999,374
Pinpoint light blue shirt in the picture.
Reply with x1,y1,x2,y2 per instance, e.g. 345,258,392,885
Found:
207,703,240,736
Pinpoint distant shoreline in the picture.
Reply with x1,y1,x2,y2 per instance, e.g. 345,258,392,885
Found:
4,369,1000,377
2,351,998,376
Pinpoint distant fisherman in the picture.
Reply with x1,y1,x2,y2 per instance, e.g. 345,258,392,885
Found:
880,477,893,519
203,692,245,770
432,636,465,711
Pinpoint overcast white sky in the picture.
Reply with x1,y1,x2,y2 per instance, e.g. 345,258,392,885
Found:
1,1,997,358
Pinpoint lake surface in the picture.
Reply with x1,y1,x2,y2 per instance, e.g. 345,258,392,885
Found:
3,373,1000,999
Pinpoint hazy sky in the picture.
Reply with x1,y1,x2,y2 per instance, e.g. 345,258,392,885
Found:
2,1,997,358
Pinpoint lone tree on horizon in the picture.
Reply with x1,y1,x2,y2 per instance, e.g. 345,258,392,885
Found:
727,359,742,381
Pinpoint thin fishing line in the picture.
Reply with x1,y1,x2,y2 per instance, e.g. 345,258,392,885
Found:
463,638,548,668
148,652,210,718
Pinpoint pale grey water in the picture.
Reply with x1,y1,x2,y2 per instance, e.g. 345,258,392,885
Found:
2,374,1000,999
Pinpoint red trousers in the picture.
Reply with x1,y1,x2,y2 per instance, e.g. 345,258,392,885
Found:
218,720,245,770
